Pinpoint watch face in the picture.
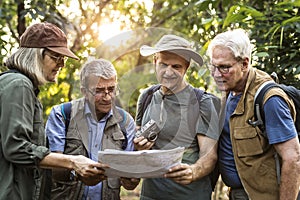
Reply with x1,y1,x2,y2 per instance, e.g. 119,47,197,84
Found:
70,169,78,181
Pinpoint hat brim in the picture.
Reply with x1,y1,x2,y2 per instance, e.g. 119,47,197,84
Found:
140,45,203,66
47,47,79,60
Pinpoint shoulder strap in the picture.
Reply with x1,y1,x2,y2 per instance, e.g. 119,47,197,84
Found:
192,88,205,105
116,107,131,150
255,81,279,127
60,102,72,133
248,81,278,130
137,84,161,124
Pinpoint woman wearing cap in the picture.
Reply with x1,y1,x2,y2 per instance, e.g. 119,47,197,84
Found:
0,22,107,199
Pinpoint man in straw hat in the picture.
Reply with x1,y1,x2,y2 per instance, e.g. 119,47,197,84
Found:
0,22,106,199
134,34,221,200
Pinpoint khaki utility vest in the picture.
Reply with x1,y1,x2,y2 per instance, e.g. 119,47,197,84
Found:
227,68,295,200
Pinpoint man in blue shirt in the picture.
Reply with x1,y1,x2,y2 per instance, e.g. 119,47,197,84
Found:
45,58,139,200
207,29,300,200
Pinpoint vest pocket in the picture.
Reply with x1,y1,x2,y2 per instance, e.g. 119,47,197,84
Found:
233,127,263,157
112,131,125,140
64,137,85,155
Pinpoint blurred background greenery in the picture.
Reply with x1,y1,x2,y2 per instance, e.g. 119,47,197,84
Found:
1,0,299,199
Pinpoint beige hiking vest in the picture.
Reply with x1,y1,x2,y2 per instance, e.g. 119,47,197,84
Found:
51,98,130,200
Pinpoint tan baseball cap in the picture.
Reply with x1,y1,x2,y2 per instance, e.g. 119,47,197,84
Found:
20,22,79,60
140,34,203,66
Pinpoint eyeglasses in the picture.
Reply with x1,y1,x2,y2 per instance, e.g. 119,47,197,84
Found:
87,86,119,97
208,61,240,74
44,51,66,64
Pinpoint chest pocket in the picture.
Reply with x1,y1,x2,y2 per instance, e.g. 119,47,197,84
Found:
233,126,264,157
103,125,125,150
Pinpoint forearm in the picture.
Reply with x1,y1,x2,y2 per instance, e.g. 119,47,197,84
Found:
39,152,74,169
190,151,217,181
279,159,300,200
40,152,109,186
190,135,218,181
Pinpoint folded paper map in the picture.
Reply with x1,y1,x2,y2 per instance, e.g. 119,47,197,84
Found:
98,147,184,178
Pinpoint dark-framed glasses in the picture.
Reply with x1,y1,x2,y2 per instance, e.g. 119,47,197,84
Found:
208,61,240,74
208,64,232,74
44,51,66,64
87,86,119,97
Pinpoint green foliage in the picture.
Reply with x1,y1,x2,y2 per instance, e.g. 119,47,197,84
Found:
222,0,300,87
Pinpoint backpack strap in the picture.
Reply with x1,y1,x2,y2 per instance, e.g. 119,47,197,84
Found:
248,81,277,130
60,102,72,133
116,107,131,150
193,88,205,104
141,84,161,117
187,88,205,128
135,84,161,126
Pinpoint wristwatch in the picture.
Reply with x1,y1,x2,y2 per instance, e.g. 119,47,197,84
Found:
70,169,78,181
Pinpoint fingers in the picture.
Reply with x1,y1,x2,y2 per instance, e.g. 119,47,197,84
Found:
78,166,109,186
74,161,109,178
134,136,154,150
164,164,193,185
80,172,108,186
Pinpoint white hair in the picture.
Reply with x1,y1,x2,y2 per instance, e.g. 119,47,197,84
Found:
207,29,252,62
80,58,117,88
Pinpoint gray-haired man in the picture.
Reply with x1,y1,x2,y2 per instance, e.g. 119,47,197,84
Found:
134,35,221,200
46,58,140,200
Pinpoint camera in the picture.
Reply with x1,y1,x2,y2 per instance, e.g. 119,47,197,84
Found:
136,119,160,142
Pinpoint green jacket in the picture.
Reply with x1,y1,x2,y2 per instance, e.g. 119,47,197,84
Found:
228,67,295,199
0,72,50,200
50,98,131,200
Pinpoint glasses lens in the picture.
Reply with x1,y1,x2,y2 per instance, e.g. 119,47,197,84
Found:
208,64,230,74
55,56,65,64
88,86,118,97
219,67,229,74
